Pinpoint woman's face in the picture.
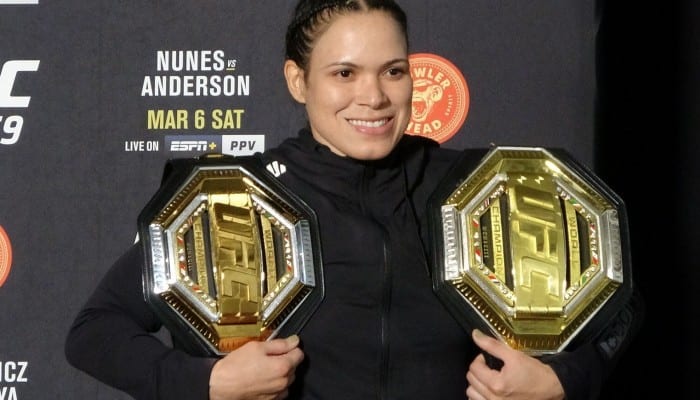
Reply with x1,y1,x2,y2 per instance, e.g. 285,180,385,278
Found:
285,11,412,160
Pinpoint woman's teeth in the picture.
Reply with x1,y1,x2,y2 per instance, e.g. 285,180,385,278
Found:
348,118,388,128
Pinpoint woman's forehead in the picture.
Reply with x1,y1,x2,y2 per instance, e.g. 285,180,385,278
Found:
309,11,407,63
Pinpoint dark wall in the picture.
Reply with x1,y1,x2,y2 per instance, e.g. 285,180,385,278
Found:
596,1,697,398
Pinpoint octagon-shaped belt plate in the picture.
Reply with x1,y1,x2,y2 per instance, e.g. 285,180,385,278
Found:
429,147,632,355
138,154,324,356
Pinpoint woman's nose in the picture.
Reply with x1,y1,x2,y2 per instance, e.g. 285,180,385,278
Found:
356,77,387,108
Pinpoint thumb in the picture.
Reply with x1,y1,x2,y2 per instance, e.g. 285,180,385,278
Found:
264,334,301,355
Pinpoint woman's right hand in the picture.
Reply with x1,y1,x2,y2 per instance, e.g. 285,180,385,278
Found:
209,335,304,400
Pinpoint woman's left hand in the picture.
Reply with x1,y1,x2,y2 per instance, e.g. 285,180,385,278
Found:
465,329,565,400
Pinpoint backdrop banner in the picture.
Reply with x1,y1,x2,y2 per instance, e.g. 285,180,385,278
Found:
0,1,597,398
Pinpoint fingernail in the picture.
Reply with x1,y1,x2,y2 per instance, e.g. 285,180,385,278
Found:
472,329,484,338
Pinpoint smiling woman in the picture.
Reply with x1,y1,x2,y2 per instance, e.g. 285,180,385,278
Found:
64,1,643,399
283,6,411,160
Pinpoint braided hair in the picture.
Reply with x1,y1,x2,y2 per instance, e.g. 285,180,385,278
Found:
285,0,408,72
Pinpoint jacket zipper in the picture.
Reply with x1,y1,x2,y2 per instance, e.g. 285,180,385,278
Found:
378,234,391,400
360,166,392,400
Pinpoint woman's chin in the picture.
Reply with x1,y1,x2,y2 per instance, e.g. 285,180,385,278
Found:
345,144,396,161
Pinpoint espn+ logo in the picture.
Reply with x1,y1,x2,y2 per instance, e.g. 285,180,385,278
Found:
0,60,40,146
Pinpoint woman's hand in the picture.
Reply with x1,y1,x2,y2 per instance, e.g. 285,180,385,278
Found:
466,329,565,400
209,335,304,400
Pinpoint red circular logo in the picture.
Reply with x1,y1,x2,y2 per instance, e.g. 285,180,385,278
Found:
406,53,469,143
0,226,12,287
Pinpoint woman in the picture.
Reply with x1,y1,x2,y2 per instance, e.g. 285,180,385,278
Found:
65,1,642,399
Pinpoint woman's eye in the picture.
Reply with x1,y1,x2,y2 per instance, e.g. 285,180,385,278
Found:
337,70,352,78
386,67,406,78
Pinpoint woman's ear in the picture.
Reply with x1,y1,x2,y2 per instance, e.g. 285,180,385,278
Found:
284,59,306,104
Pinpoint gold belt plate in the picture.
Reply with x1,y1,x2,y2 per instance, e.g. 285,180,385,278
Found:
430,147,632,355
139,154,323,356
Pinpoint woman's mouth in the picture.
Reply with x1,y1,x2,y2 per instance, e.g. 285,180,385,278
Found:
347,118,390,128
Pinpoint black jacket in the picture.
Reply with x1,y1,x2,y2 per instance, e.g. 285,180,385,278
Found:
65,129,643,400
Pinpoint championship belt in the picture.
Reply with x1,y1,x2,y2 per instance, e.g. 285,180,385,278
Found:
138,154,324,357
429,147,632,363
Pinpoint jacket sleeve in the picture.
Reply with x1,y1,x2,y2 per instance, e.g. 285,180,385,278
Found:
64,242,218,400
541,285,645,400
